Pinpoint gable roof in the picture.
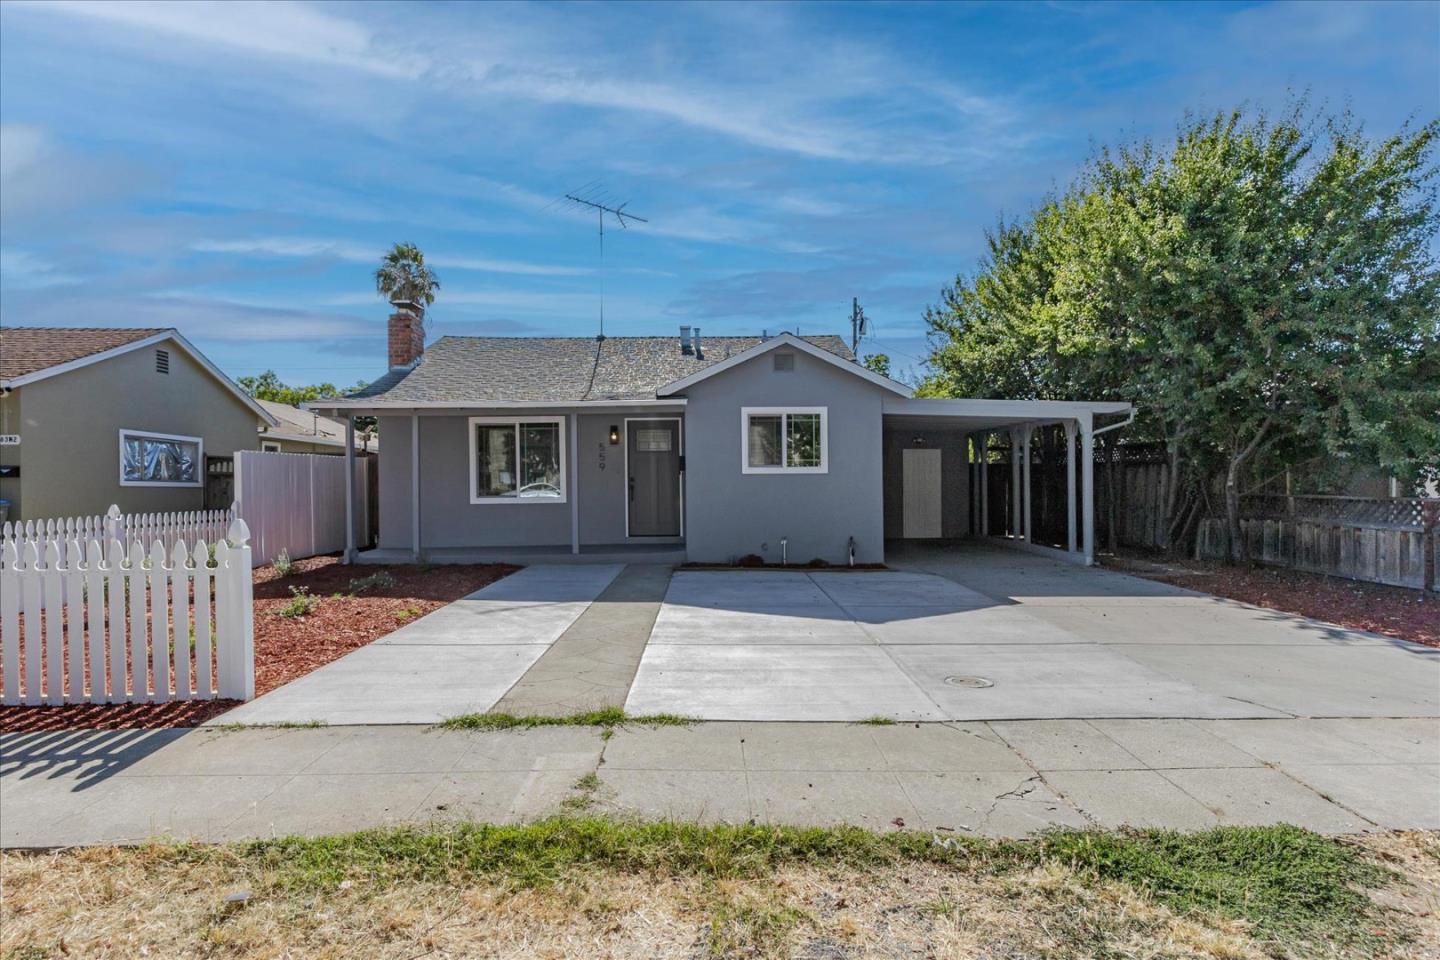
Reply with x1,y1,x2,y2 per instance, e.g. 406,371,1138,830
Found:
0,326,277,425
0,327,168,380
258,399,368,448
339,334,859,406
656,333,912,398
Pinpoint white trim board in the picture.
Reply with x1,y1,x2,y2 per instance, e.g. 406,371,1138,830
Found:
657,333,911,398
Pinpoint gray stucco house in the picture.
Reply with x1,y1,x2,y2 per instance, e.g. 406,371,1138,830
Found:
311,308,1130,566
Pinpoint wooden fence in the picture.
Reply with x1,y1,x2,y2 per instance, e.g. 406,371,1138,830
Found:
1196,496,1439,591
234,450,370,568
0,521,254,706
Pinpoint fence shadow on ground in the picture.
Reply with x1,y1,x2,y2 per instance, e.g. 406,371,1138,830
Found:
0,727,188,790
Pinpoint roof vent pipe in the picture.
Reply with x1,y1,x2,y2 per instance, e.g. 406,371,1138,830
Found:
679,325,693,354
692,327,702,358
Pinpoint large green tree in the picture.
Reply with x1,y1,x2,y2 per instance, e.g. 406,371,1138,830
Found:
923,105,1439,559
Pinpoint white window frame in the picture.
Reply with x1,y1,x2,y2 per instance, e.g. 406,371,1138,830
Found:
118,428,204,488
260,440,282,453
468,416,567,504
740,406,828,475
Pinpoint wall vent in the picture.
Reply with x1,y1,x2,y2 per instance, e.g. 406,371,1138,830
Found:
155,349,170,374
773,353,795,372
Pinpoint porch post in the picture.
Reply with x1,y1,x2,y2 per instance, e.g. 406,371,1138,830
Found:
1021,426,1032,543
1010,429,1022,539
1080,411,1095,565
979,432,989,537
569,413,580,555
343,416,356,564
1065,419,1078,554
411,411,421,562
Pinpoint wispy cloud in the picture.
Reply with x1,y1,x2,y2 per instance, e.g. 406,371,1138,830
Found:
191,237,590,276
15,0,419,78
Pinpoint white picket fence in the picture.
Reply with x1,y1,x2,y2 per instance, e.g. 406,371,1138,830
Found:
235,449,369,568
0,520,254,706
1,504,235,554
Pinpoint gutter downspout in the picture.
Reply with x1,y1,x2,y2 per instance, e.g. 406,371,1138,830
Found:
1091,407,1136,438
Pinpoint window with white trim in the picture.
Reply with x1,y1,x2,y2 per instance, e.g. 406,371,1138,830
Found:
119,429,202,486
741,407,827,474
469,417,566,503
260,440,282,453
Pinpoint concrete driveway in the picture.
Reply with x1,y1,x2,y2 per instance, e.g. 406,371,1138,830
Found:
625,543,1439,722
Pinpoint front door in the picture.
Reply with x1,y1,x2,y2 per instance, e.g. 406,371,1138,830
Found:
627,419,681,537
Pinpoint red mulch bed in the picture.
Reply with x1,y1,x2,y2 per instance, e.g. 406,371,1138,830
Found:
1107,553,1439,648
0,556,518,732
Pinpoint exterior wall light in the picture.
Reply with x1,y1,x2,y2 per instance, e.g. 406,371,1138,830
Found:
609,425,620,445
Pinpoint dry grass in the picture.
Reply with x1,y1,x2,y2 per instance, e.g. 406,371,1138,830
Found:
3,830,1435,960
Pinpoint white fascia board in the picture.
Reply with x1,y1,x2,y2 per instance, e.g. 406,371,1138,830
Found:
655,333,913,398
882,397,1133,419
304,398,688,415
2,329,279,426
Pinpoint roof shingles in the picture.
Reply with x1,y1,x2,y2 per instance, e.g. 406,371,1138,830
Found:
350,334,854,404
0,327,168,381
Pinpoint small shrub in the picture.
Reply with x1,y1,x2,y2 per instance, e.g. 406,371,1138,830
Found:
394,605,423,623
806,557,830,568
348,570,398,595
736,553,765,568
275,586,319,619
273,550,294,578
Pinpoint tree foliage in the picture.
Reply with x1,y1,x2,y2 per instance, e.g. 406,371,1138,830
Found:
237,370,368,408
862,353,892,378
375,242,440,308
922,104,1439,558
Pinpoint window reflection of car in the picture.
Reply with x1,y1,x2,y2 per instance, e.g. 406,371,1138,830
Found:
516,481,562,498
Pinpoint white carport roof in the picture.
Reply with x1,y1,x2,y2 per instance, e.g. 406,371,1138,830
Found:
882,397,1132,431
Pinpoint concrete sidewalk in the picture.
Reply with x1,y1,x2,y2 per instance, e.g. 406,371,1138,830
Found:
3,717,1435,847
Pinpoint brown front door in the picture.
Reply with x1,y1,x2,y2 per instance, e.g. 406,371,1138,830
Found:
627,419,681,537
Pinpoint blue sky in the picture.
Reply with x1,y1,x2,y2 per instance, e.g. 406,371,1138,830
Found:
2,1,1436,387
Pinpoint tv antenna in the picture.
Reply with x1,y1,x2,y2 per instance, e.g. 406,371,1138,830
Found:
850,297,870,354
563,186,648,338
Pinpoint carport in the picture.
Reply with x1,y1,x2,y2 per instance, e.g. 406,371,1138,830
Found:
881,399,1133,565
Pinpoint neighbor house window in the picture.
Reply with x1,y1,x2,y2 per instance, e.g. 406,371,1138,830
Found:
469,417,566,503
741,407,827,474
260,440,282,453
119,429,202,486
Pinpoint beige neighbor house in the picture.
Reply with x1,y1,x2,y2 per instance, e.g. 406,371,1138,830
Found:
0,327,275,523
257,399,377,455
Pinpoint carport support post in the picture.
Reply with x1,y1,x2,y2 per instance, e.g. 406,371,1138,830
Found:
411,411,422,562
1080,411,1095,565
1021,427,1032,543
979,432,989,537
343,416,356,564
1065,419,1077,554
1010,429,1022,540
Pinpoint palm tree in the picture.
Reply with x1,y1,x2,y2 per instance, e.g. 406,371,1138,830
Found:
374,242,440,312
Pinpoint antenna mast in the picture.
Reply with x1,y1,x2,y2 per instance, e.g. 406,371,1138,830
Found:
563,188,648,338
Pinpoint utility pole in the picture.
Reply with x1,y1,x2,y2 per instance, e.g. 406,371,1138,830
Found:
850,298,869,355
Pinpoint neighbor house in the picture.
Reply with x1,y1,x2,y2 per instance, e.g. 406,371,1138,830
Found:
257,399,377,455
0,327,275,522
308,307,1130,566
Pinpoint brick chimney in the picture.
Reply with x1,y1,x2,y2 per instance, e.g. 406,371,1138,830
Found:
388,302,425,369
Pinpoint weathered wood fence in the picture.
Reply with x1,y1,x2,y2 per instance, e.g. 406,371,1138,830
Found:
0,520,254,706
1196,496,1439,591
